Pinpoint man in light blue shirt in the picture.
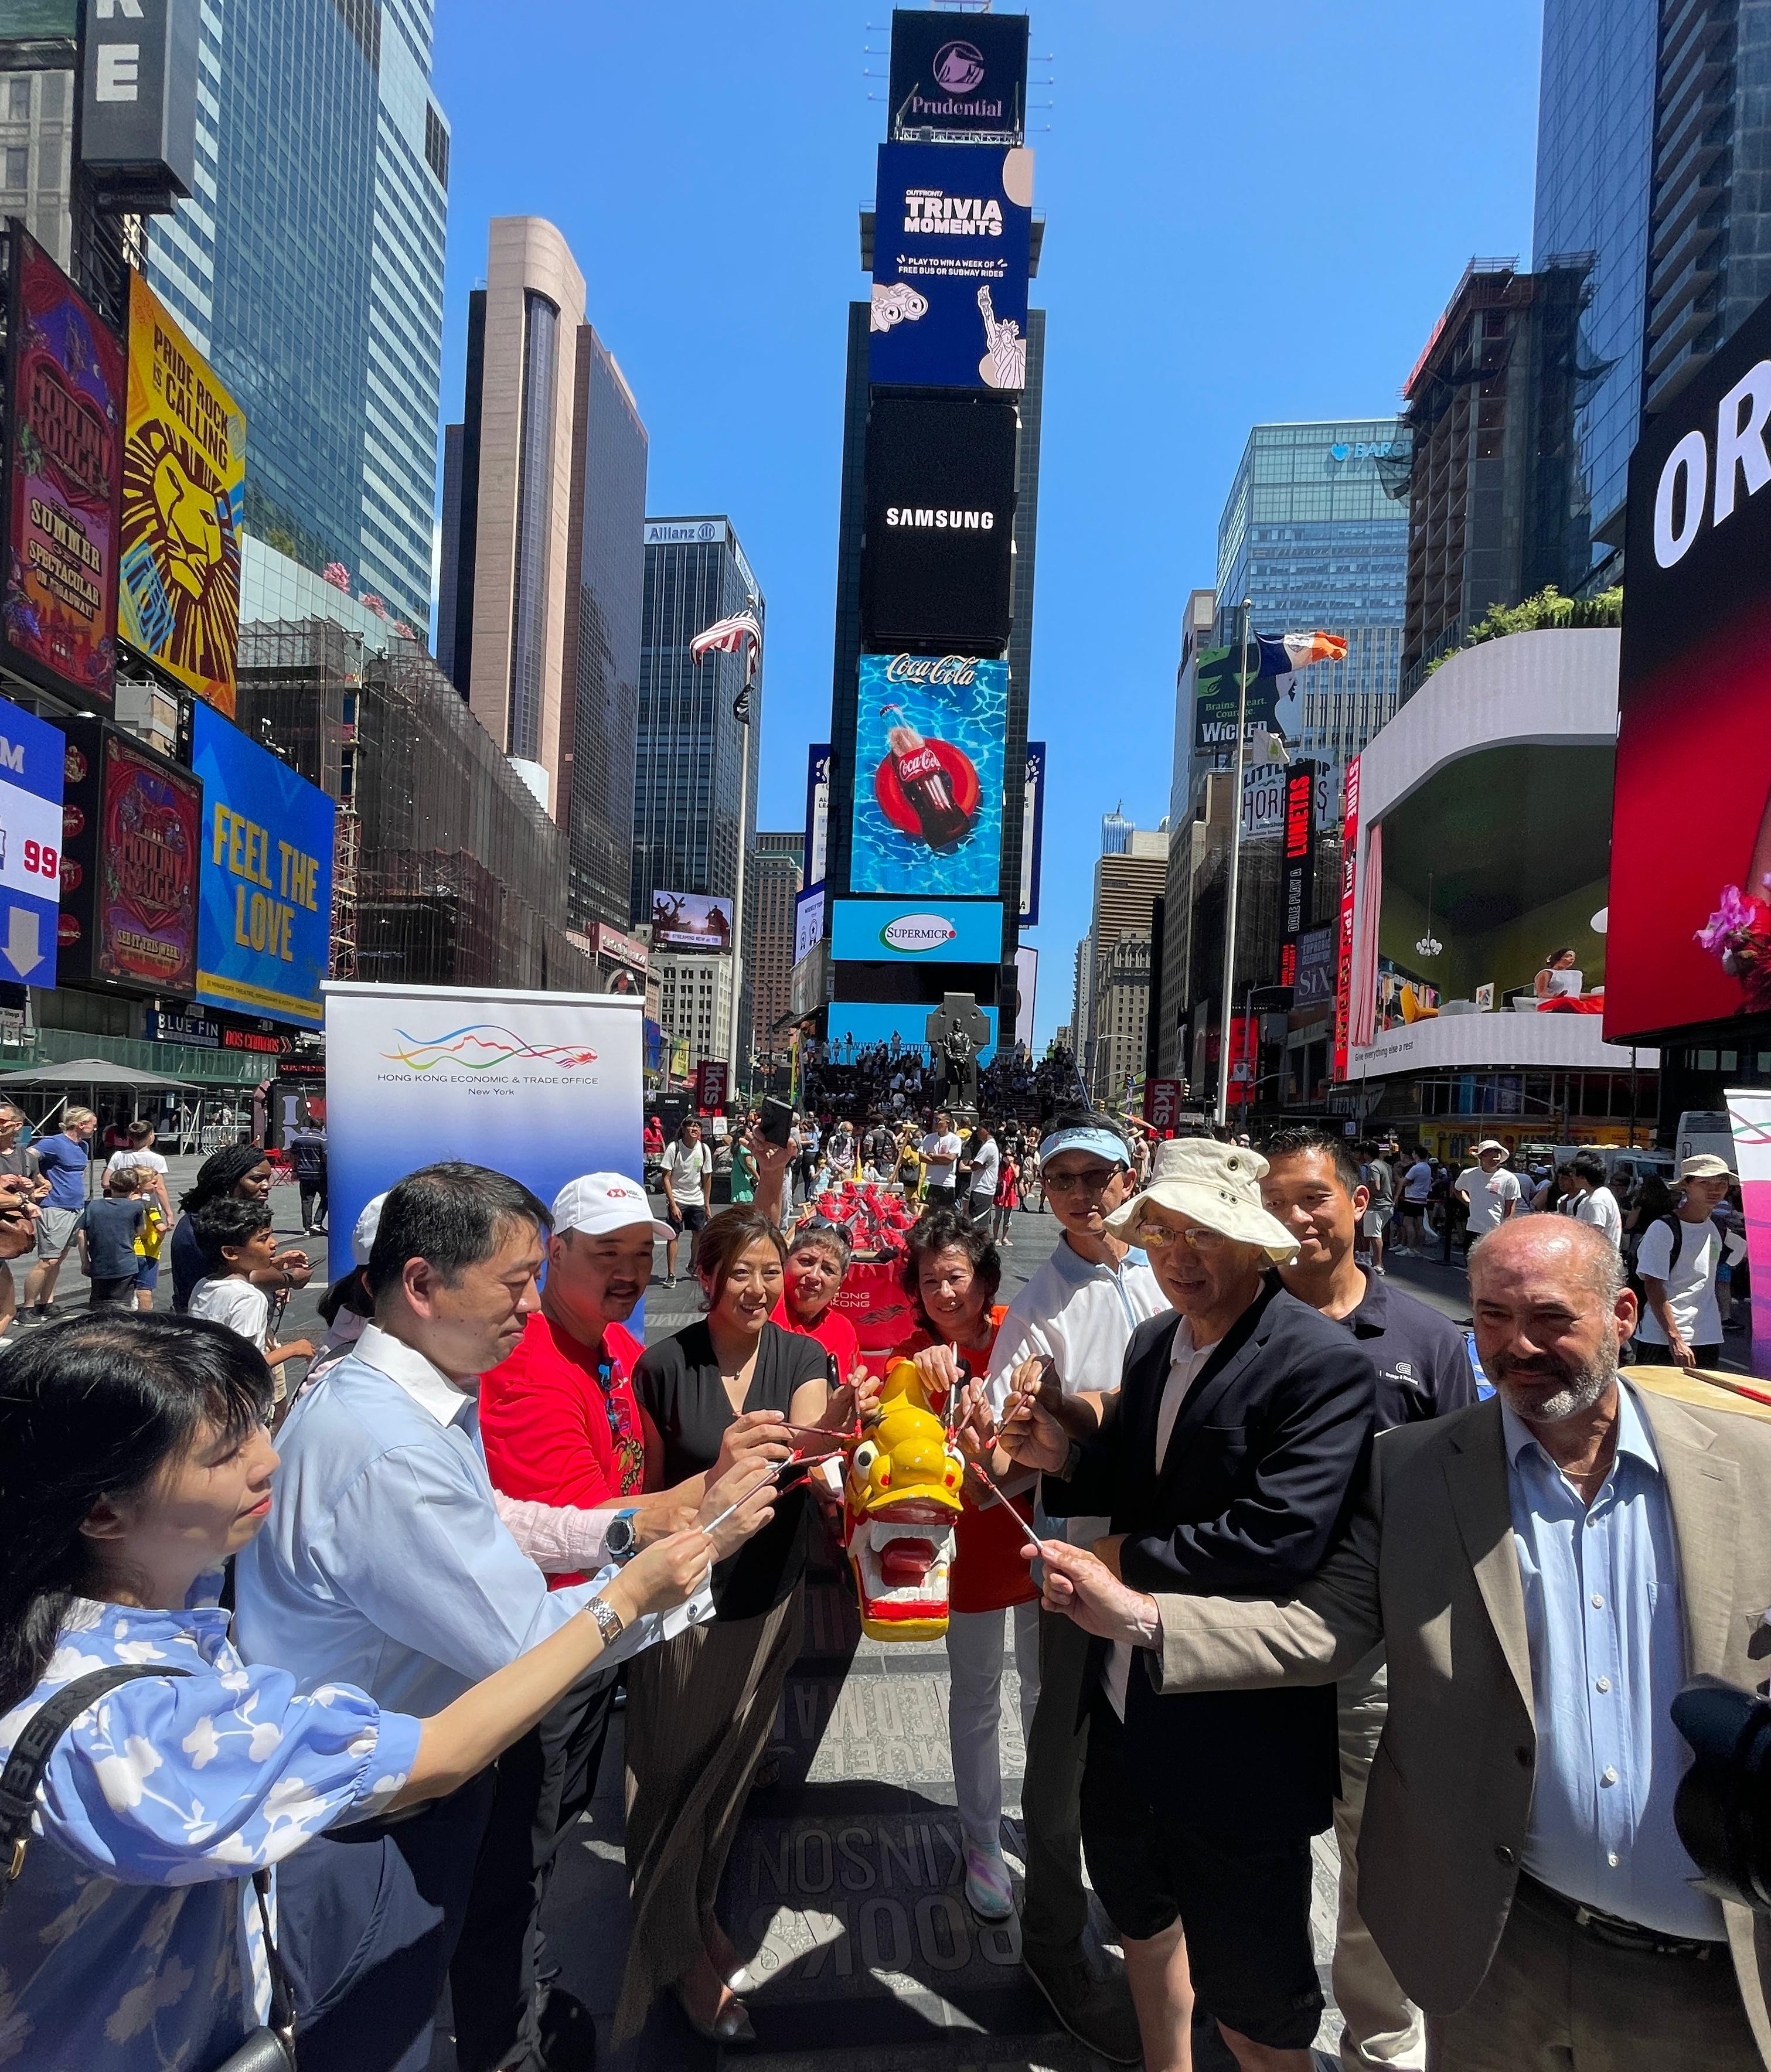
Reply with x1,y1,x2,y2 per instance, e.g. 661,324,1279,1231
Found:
237,1163,771,2072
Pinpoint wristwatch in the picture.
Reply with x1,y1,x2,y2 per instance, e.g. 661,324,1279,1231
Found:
588,1594,626,1646
604,1508,641,1563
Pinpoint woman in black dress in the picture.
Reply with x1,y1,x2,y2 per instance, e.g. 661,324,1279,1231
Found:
621,1207,833,2043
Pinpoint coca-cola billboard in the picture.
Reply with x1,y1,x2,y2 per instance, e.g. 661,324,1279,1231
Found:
850,653,1007,899
860,393,1016,652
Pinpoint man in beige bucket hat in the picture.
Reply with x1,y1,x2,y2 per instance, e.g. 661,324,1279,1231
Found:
996,1136,1378,2072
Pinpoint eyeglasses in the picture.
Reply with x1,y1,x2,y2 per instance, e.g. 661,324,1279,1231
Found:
1043,1166,1121,1195
1137,1222,1230,1253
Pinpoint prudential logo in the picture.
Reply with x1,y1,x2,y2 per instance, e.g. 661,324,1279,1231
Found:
881,912,959,954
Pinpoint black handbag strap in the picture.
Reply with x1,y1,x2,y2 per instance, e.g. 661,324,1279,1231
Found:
0,1661,295,2053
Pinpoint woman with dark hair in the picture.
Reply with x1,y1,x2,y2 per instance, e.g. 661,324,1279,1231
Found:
623,1207,835,2043
889,1207,1040,1923
0,1309,720,2072
771,1216,861,1375
1533,945,1583,998
169,1143,311,1312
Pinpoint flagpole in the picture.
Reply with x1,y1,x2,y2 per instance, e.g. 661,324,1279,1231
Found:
1215,598,1254,1129
727,650,754,1095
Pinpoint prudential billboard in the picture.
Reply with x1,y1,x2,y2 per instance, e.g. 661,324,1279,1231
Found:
191,704,335,1025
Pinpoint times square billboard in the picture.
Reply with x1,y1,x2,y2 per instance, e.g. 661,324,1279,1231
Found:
887,10,1028,142
860,393,1016,652
1609,288,1771,1044
850,653,1007,900
870,143,1033,390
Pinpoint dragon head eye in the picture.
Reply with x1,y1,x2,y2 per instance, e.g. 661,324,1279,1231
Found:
852,1440,878,1476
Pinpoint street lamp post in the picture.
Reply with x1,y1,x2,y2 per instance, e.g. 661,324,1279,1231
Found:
1215,599,1254,1127
687,608,763,1103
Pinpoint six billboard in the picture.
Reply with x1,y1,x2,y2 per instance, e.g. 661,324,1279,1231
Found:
190,703,335,1026
57,718,200,994
121,270,244,715
1609,286,1771,1044
1,227,124,708
650,890,734,952
870,143,1033,390
850,653,1006,898
888,9,1028,141
860,393,1016,652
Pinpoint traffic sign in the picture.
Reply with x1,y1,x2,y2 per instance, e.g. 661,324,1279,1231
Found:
0,696,66,989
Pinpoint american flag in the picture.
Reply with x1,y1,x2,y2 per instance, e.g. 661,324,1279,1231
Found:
690,610,763,721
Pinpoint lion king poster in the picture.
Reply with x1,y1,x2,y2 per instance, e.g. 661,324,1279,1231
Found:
120,269,244,717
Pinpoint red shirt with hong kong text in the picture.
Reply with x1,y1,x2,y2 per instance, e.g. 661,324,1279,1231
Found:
479,1313,645,1587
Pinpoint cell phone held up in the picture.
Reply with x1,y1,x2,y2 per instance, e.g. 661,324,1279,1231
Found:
760,1098,795,1148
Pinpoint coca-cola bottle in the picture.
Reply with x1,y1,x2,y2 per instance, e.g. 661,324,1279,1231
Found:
883,706,972,849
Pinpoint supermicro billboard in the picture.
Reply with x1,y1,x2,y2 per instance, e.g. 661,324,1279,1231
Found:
860,393,1016,652
1609,287,1771,1044
870,142,1033,390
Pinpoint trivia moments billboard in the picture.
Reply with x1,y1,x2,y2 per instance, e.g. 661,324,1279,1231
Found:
121,270,244,717
1610,285,1771,1044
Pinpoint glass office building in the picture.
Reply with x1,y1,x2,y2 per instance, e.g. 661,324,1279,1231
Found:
144,0,448,634
1214,419,1410,772
1531,0,1656,571
632,520,764,924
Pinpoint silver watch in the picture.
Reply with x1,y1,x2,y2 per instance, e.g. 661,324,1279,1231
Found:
588,1594,625,1646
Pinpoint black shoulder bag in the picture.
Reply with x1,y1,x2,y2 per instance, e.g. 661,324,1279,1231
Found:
0,1663,297,2071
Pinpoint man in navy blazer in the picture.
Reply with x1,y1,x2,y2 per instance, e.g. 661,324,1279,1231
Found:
999,1137,1377,2072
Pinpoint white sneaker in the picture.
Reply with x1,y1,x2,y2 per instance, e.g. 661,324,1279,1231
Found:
963,1842,1014,1921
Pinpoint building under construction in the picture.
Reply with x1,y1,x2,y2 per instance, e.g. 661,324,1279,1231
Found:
236,621,595,994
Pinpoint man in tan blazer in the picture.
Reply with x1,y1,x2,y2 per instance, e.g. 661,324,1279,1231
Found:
1028,1216,1771,2071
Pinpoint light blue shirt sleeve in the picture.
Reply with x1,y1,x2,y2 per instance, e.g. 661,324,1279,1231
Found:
30,1659,423,1884
312,1439,680,1691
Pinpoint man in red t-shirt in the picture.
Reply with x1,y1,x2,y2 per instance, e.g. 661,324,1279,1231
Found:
472,1172,785,2072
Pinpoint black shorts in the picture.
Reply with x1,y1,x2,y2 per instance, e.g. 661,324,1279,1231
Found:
1632,1338,1724,1371
1081,1699,1322,2051
667,1202,709,1238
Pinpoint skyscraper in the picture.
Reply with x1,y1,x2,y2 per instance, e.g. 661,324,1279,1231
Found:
142,0,450,635
748,833,805,1063
1214,420,1409,773
437,221,649,923
1531,0,1656,579
632,519,764,925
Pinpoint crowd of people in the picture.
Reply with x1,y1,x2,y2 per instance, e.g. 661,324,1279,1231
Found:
797,1034,1085,1128
0,1102,1766,2072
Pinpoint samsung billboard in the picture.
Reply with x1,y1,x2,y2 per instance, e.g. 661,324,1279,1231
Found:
870,142,1033,390
860,394,1016,652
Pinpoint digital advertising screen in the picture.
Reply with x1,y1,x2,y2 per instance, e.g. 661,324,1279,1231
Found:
1,227,123,707
831,898,1004,964
870,142,1033,390
860,393,1016,652
827,997,999,1064
887,9,1028,141
192,703,335,1025
121,269,244,716
1019,740,1045,925
650,889,734,951
850,653,1007,899
57,720,200,994
1608,288,1771,1045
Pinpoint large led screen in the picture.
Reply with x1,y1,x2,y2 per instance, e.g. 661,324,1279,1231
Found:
887,9,1028,141
850,653,1006,899
1609,288,1771,1044
870,142,1032,390
860,394,1016,652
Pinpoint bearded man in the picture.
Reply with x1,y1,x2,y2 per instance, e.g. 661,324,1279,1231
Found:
1031,1215,1771,2072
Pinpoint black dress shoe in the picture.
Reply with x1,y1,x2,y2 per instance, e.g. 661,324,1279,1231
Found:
1021,1943,1141,2064
537,1986,598,2071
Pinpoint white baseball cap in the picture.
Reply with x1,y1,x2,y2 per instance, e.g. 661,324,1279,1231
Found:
552,1172,672,1242
351,1191,388,1267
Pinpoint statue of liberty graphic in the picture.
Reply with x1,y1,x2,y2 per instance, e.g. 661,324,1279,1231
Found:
976,286,1026,388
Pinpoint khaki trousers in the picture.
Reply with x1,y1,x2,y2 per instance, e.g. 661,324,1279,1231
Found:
1334,1654,1425,2070
1430,1873,1760,2071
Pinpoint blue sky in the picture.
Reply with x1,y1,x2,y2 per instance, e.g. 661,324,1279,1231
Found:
431,0,1542,1045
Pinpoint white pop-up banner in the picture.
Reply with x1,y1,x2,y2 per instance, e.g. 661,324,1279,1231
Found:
323,982,644,1260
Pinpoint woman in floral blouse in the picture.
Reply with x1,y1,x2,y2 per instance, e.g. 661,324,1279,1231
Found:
0,1310,723,2071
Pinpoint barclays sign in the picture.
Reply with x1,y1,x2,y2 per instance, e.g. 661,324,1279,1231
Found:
1327,440,1402,464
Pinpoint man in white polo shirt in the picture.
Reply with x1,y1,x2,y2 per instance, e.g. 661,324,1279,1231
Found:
983,1109,1165,2065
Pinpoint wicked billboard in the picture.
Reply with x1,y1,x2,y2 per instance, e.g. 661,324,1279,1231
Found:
1610,287,1771,1045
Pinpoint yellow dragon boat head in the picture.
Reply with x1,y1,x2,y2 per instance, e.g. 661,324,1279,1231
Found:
842,1358,965,1641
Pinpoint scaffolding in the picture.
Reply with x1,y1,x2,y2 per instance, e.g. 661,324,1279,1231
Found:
236,621,596,996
